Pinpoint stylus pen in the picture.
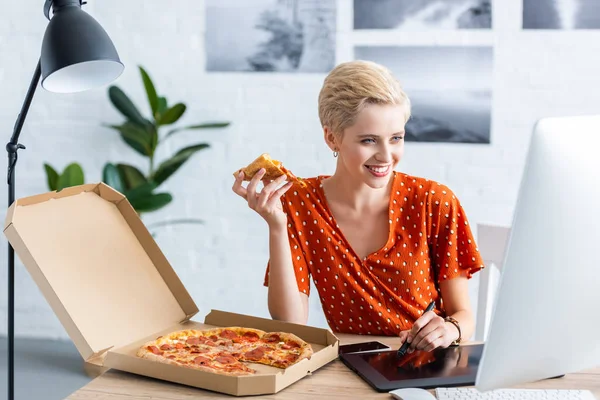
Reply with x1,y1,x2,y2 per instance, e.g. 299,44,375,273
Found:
397,300,436,356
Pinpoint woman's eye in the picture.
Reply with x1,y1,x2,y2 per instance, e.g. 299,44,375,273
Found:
361,138,376,144
392,136,404,142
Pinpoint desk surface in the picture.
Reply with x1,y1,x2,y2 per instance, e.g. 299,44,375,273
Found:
68,334,600,399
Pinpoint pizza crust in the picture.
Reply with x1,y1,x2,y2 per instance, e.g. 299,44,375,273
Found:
238,153,284,181
234,153,307,187
277,331,314,360
225,326,267,337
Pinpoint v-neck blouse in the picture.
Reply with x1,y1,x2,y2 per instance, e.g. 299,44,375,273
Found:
264,171,484,336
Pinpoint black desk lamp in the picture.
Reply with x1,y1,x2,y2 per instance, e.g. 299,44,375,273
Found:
6,1,123,399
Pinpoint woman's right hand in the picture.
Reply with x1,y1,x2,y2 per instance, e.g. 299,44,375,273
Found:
232,168,293,228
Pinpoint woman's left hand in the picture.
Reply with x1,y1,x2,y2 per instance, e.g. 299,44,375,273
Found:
398,312,459,353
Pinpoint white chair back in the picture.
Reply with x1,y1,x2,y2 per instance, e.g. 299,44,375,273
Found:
474,223,511,341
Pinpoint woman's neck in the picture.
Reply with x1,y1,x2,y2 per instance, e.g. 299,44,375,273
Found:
323,169,394,213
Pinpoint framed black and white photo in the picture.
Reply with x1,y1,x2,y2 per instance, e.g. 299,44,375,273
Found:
354,0,492,30
523,0,600,29
355,46,493,144
206,0,336,72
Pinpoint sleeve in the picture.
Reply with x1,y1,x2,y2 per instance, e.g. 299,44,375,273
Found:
426,183,484,283
263,193,311,295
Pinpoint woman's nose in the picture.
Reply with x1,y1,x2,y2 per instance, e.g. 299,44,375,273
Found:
376,144,393,162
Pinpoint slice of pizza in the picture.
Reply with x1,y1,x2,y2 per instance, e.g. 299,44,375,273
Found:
234,153,307,187
258,332,313,368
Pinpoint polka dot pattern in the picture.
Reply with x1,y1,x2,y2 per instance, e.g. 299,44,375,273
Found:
264,172,484,335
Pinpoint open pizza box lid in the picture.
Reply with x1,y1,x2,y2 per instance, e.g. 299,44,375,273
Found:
4,183,339,395
3,183,199,363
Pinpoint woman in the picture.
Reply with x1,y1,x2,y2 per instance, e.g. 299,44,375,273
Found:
232,60,484,353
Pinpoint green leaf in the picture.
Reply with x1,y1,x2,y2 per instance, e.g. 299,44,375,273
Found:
149,124,159,154
129,192,173,213
116,163,147,191
157,103,186,126
125,181,157,201
57,163,85,191
43,163,59,191
124,181,172,213
102,163,124,193
152,143,210,186
165,122,231,138
157,97,168,116
139,66,159,118
106,122,155,156
108,86,147,126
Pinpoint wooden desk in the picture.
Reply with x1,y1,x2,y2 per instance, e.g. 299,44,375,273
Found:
68,334,600,399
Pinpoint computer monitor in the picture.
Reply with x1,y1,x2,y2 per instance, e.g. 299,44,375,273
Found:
475,115,600,391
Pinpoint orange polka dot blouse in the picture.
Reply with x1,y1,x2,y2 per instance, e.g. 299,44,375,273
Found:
264,172,484,336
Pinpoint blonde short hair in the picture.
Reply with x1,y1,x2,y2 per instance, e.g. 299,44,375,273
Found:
318,60,411,136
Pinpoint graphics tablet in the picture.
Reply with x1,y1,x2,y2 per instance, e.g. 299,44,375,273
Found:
339,344,484,392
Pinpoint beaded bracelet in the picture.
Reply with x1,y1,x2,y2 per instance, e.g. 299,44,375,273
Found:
444,316,462,346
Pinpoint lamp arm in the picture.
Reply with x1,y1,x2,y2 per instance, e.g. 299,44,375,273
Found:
5,58,41,400
7,59,40,187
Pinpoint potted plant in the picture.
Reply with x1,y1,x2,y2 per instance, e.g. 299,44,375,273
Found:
44,66,230,229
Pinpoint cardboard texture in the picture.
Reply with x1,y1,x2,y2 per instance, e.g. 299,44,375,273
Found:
3,183,339,396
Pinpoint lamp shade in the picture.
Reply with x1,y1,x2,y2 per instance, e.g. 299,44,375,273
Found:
41,4,123,93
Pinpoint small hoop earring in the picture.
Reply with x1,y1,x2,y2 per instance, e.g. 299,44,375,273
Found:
333,151,338,158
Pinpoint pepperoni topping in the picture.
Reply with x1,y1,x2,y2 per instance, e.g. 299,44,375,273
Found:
219,329,238,339
160,344,174,351
193,356,211,365
191,348,210,354
175,343,185,349
282,341,300,349
186,336,200,345
216,355,236,365
285,353,299,362
147,346,164,355
167,355,177,359
209,335,219,341
243,347,266,361
243,331,260,341
264,334,281,343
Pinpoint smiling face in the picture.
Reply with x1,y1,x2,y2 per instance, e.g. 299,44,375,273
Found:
327,103,408,189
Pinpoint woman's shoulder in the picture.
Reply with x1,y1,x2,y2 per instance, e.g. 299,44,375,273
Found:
281,176,325,208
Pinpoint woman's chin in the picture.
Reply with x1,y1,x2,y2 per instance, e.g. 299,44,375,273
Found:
362,173,393,189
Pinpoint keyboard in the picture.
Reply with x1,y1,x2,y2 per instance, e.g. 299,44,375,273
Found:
436,388,597,400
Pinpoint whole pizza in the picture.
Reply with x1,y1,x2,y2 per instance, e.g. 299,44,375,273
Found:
136,326,313,376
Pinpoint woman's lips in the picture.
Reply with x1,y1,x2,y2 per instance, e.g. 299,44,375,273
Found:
365,165,391,177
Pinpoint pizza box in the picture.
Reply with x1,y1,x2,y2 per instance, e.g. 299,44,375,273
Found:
3,182,339,396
